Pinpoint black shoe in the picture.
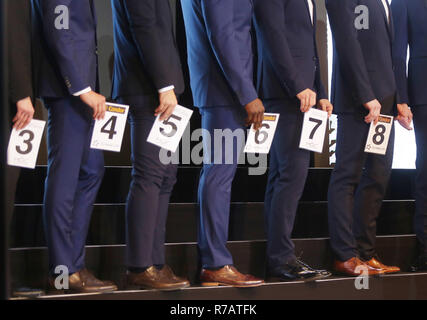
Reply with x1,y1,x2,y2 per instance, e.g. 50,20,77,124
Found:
295,259,332,279
411,253,427,272
267,259,321,282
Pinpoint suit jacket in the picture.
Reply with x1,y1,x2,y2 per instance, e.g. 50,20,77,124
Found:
254,0,327,102
181,0,258,108
32,0,98,98
392,0,427,106
8,0,34,110
111,0,184,100
326,0,397,114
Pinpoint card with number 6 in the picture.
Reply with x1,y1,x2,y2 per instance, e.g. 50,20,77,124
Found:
244,113,280,154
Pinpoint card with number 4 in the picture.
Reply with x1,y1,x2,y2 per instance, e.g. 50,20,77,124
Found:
244,113,280,154
7,119,46,169
91,102,130,152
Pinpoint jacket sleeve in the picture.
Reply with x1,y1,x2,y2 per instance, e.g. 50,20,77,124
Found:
39,0,93,95
8,0,33,104
200,0,258,106
391,0,409,104
254,0,308,97
326,0,376,105
123,0,176,91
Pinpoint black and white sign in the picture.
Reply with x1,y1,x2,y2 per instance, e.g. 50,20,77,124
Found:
147,105,193,152
299,108,328,153
364,115,393,155
91,102,129,152
7,119,46,169
244,113,280,154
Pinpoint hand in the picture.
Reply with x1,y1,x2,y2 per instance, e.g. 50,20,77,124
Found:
155,89,178,121
363,99,381,124
297,89,317,113
396,103,413,131
13,97,35,130
318,99,333,118
80,91,107,120
245,98,265,130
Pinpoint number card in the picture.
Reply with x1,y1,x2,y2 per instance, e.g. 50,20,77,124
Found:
364,115,393,155
91,102,129,152
147,105,193,152
244,113,280,154
7,119,46,169
299,108,328,153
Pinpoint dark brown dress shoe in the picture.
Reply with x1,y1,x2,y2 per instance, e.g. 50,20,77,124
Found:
334,257,385,276
200,265,264,288
48,268,118,294
364,257,400,274
127,266,189,291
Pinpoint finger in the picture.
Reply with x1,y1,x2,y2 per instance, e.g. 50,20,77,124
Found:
246,112,254,127
100,102,107,120
255,112,263,131
160,106,173,121
15,114,28,130
155,104,167,117
310,95,316,109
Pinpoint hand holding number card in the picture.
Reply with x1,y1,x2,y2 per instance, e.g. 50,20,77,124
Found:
91,103,129,152
244,113,280,154
299,108,328,153
147,105,193,152
7,119,46,169
364,115,393,155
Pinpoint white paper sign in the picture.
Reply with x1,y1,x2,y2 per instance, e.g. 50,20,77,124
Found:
91,103,129,152
147,105,193,152
299,108,328,153
364,115,394,155
7,119,46,169
244,113,280,154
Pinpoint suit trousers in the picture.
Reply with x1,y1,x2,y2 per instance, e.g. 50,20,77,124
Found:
43,97,104,275
328,112,394,261
413,105,427,254
264,100,310,270
118,96,177,269
198,105,246,269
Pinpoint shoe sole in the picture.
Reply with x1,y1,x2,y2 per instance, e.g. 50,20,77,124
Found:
201,282,264,288
126,283,190,292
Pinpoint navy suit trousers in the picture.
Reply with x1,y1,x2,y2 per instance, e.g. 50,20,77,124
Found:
264,100,310,270
118,96,177,269
413,106,427,254
198,105,246,269
328,112,394,261
43,97,104,275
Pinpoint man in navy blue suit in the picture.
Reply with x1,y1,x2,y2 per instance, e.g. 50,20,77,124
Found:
32,0,117,293
326,0,412,276
254,0,333,282
392,0,427,271
111,0,190,290
181,0,264,287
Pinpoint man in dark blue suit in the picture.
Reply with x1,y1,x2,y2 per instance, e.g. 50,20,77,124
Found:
392,0,427,271
32,0,117,293
111,0,190,290
181,0,264,287
254,0,333,282
326,0,411,276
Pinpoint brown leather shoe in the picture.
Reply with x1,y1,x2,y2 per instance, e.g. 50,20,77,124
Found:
364,257,400,274
127,266,189,291
334,257,385,276
157,265,190,288
48,268,118,294
200,265,264,288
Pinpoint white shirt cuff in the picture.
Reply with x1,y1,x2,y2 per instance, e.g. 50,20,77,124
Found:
73,87,92,97
158,85,175,93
